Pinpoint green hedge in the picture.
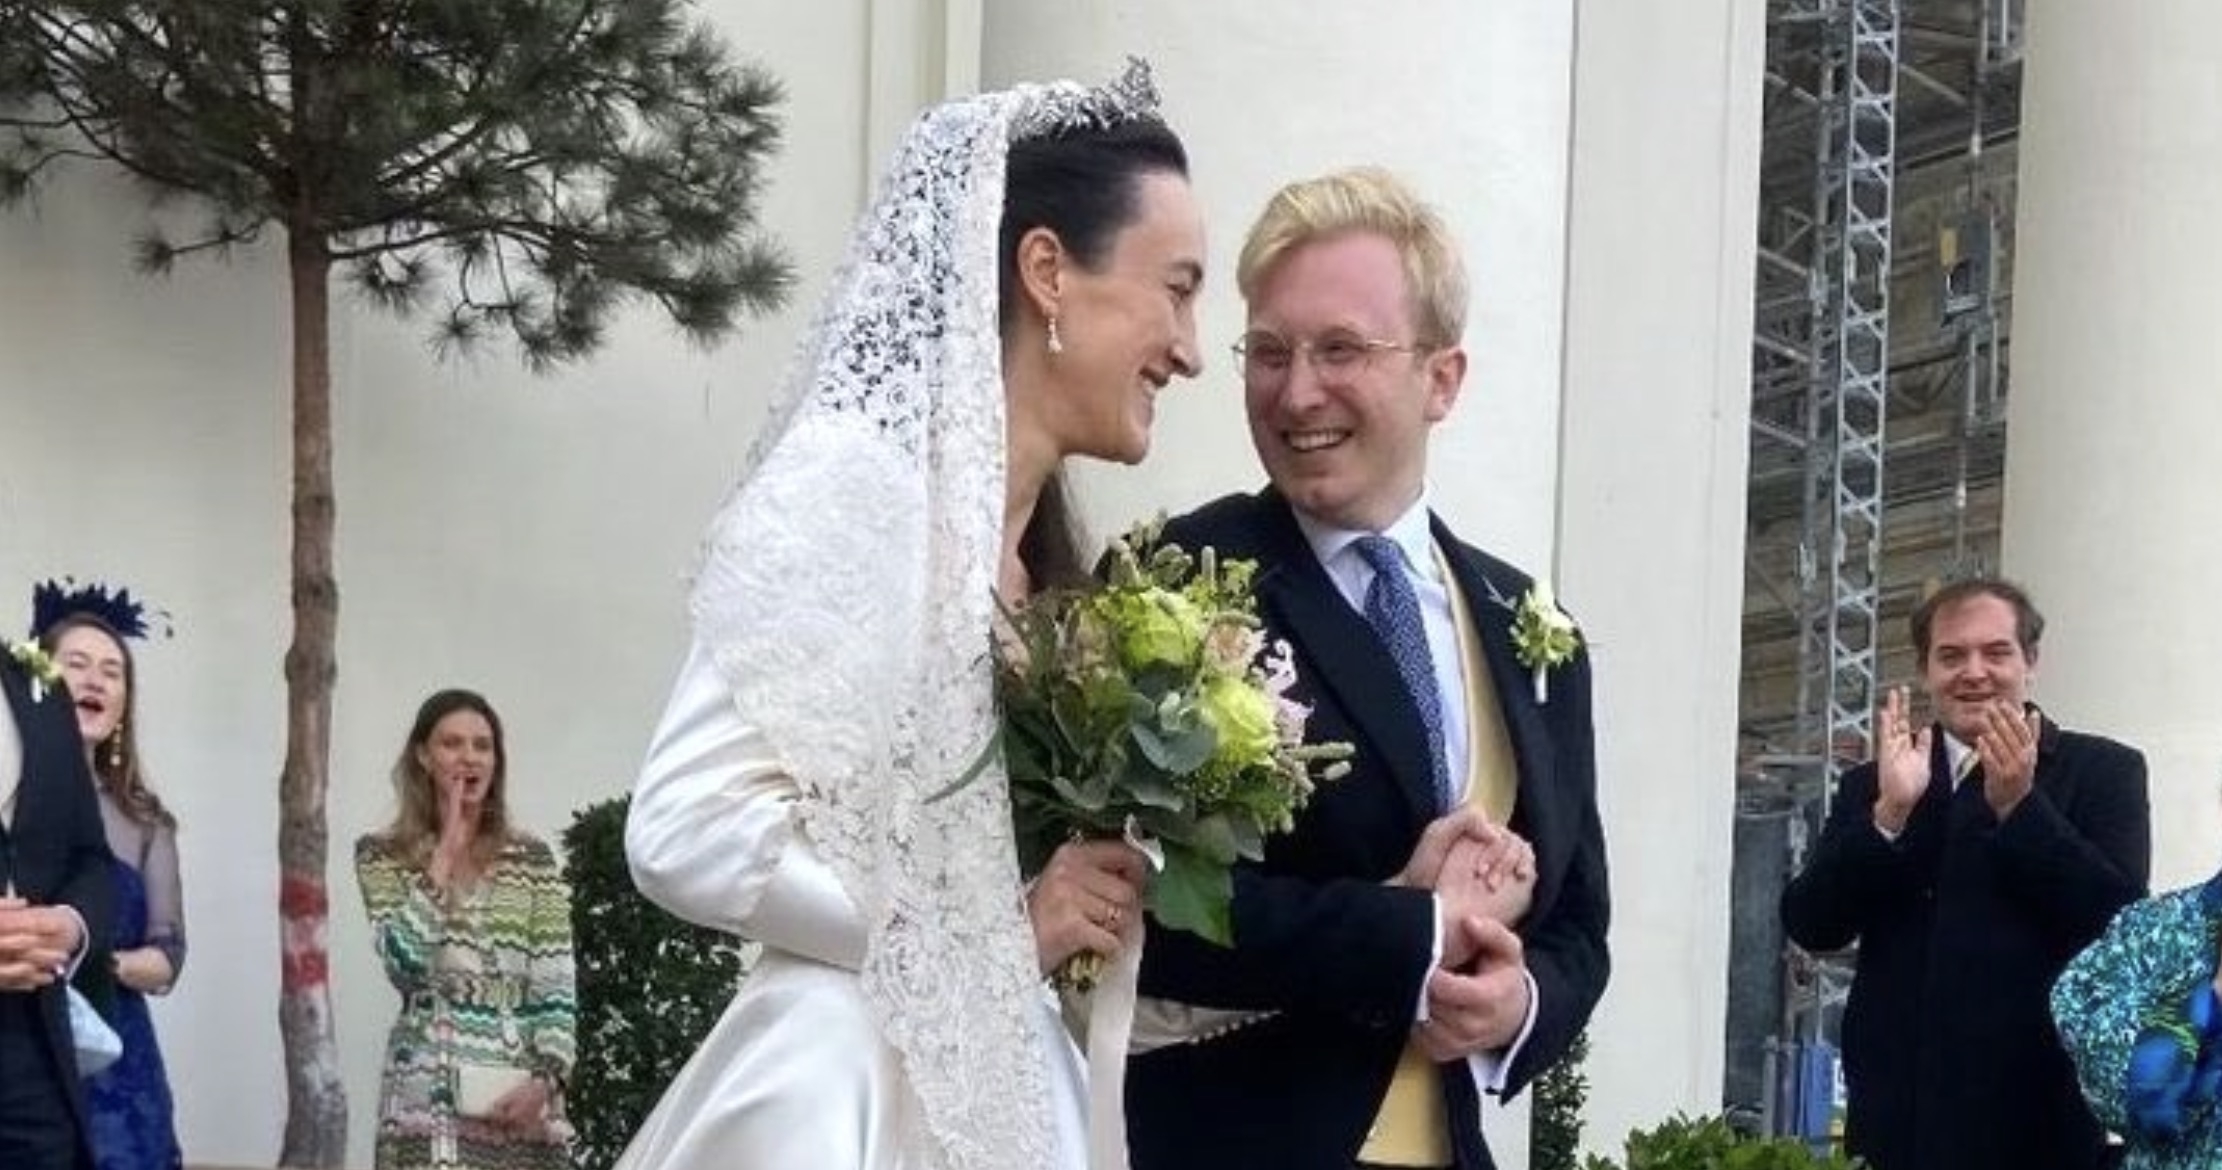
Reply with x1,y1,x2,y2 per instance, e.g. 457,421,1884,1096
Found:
1583,1114,1865,1170
1533,1029,1591,1170
562,796,758,1170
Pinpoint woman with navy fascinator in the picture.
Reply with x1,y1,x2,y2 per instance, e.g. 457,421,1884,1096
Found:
32,580,183,1170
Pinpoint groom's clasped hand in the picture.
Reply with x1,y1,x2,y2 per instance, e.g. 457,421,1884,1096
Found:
1393,806,1539,930
1393,807,1538,1062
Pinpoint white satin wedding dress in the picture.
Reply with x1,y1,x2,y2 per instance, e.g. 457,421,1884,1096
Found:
615,643,1090,1169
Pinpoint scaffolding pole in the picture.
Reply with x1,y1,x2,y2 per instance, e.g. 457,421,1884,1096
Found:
1779,0,1901,1141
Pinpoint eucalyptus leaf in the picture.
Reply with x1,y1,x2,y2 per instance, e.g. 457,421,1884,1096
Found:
1128,807,1194,848
1133,721,1216,775
1118,769,1188,811
1224,817,1266,861
1049,771,1113,812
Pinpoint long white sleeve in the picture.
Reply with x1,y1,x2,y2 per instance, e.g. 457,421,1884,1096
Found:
626,641,868,970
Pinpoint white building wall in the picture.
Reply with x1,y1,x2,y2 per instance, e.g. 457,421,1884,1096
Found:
0,1,1753,1164
2004,0,2222,890
1557,0,1763,1151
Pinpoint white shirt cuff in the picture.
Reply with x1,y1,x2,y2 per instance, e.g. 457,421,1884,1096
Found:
59,906,90,978
1466,968,1540,1095
1414,894,1445,1022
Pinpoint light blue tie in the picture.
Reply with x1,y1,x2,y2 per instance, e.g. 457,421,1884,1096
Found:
1353,535,1453,810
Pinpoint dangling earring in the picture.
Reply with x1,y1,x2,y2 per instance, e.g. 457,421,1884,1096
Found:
106,720,124,772
1046,315,1064,356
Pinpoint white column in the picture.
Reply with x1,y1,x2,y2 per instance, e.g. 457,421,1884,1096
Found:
1555,0,1764,1154
2002,0,2222,888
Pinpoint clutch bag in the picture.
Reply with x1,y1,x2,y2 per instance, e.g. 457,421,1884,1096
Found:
455,1062,534,1118
68,985,122,1077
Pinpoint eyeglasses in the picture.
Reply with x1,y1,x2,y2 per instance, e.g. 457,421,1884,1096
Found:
1230,330,1425,384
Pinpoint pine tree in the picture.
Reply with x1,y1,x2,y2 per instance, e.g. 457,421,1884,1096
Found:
0,4,792,1163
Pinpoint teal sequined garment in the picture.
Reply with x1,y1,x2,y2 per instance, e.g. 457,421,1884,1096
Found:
2053,873,2222,1170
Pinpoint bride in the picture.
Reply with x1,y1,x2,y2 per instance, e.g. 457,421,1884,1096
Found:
618,62,1205,1170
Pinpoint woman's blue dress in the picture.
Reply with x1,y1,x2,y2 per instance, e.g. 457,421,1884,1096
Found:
85,858,181,1170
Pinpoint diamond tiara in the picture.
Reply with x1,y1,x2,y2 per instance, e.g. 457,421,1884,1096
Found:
1011,56,1162,142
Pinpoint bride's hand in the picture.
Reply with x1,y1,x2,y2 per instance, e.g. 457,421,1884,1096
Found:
1026,840,1147,975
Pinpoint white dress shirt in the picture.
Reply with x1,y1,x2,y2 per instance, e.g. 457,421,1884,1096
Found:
0,693,20,831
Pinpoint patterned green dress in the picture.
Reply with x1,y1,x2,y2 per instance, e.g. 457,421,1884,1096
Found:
357,833,578,1170
2051,873,2222,1170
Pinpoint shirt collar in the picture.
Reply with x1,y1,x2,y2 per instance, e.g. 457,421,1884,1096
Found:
1942,731,1977,784
1294,492,1438,580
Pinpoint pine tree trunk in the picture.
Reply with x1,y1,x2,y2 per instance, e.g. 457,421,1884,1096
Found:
278,228,348,1167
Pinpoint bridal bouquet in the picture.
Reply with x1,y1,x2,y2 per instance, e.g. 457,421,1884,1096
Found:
993,519,1350,987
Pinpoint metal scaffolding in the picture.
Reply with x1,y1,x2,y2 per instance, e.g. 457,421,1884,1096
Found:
1760,0,1903,1141
1734,0,2027,1142
1795,0,1897,835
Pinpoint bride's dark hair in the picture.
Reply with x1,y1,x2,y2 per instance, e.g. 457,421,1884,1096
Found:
998,115,1190,320
999,115,1191,591
1018,470,1088,591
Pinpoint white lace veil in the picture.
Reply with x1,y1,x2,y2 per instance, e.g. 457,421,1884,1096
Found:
687,65,1161,1170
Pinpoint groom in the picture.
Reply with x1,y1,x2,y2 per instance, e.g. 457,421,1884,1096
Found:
0,644,114,1170
1125,168,1610,1170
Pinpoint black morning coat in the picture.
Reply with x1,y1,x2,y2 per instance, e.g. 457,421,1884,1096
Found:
1781,714,2149,1170
1125,489,1612,1170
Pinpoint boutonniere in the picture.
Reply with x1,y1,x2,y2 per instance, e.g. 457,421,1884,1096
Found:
1508,582,1581,704
7,639,61,703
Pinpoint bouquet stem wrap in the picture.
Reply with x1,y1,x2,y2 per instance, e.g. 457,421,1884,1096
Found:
1082,932,1145,1170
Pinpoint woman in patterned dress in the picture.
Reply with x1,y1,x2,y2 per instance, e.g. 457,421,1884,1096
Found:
2052,864,2222,1169
37,600,185,1170
357,689,576,1170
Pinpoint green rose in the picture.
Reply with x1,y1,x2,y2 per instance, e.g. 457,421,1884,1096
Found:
1109,587,1205,671
1199,676,1278,769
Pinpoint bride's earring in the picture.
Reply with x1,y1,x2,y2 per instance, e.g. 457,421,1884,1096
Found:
1046,314,1064,356
106,721,124,772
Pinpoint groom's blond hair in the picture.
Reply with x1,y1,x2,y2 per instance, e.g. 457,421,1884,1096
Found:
1236,167,1469,347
